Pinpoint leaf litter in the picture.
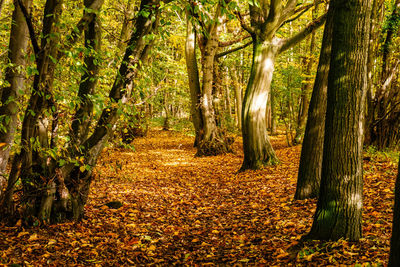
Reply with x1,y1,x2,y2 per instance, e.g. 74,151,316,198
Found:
0,129,397,265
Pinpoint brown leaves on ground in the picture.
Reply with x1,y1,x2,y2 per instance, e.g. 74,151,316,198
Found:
0,130,397,265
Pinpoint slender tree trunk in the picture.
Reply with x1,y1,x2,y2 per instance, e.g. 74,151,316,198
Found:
241,39,279,170
70,0,101,147
306,0,371,241
231,66,242,130
270,86,277,135
118,0,133,48
0,0,31,193
389,156,400,266
60,0,161,221
293,31,315,144
185,10,203,147
294,8,333,200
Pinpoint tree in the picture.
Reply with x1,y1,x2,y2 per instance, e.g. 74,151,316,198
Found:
305,0,371,241
0,0,32,195
185,0,233,156
293,4,318,145
0,0,165,223
238,0,326,170
294,5,332,200
389,156,400,266
366,0,400,149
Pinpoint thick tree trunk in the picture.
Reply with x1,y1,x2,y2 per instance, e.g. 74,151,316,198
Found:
389,157,400,266
294,8,333,200
196,4,232,156
306,0,371,241
185,10,203,147
241,39,279,170
0,0,31,193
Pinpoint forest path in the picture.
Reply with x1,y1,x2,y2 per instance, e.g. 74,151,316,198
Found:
0,129,396,265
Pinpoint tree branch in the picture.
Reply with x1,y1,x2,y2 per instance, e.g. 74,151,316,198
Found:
282,3,314,26
216,40,252,58
234,11,254,35
279,12,327,54
58,0,104,56
218,34,250,47
17,0,40,56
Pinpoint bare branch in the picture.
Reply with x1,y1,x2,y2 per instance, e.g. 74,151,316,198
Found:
279,12,327,54
17,0,40,56
216,40,252,58
234,11,255,35
282,3,314,26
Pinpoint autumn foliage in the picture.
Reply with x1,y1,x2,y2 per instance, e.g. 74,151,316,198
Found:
0,130,397,265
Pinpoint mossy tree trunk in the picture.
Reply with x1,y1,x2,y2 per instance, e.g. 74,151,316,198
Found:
306,0,371,241
239,0,327,170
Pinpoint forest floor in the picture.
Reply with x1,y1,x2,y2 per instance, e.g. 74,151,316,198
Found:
0,129,398,266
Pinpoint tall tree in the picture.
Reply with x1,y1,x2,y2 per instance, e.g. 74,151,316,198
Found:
0,0,32,194
293,4,318,145
185,0,233,156
185,5,203,147
306,0,371,241
389,156,400,266
294,5,332,200
0,0,164,223
238,0,327,170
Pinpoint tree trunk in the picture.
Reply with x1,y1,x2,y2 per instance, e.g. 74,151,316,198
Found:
231,66,242,130
185,9,203,147
270,86,277,135
293,30,315,144
70,0,102,147
196,4,232,156
1,0,160,223
241,39,279,170
389,156,400,266
294,7,333,200
0,0,31,193
306,0,371,241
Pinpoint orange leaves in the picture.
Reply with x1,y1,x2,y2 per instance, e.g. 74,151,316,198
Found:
0,130,397,265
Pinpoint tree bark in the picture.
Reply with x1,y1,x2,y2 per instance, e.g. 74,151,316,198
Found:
293,17,316,144
239,2,326,170
0,0,31,194
196,2,232,156
185,10,203,147
294,7,333,200
231,66,242,130
306,0,371,241
70,0,102,147
241,39,279,170
389,156,400,266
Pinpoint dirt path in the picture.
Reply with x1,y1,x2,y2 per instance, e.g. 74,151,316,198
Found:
0,130,396,265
